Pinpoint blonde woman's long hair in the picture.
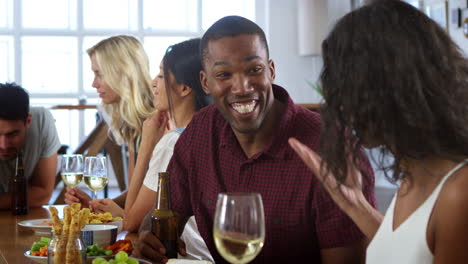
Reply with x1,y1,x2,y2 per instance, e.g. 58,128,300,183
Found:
87,35,154,145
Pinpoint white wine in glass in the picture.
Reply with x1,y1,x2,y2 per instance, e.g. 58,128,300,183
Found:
61,154,84,188
83,156,108,199
213,193,265,264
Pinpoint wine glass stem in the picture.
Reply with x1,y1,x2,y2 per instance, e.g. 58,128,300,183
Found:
91,191,97,200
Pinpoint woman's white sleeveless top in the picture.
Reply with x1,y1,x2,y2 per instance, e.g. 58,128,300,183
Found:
366,160,468,264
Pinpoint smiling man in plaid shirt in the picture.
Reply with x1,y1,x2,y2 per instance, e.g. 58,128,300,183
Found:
137,16,375,264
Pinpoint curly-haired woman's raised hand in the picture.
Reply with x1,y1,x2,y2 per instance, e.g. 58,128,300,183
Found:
288,137,382,239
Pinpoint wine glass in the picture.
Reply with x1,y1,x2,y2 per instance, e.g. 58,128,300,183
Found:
83,156,108,199
213,192,265,264
61,154,84,188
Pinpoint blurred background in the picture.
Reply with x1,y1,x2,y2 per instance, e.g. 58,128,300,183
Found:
1,0,467,209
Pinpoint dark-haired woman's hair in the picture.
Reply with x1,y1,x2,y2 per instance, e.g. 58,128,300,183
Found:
319,0,468,184
163,38,212,122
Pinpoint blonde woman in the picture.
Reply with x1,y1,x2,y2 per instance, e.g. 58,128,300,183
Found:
72,38,213,261
65,35,154,211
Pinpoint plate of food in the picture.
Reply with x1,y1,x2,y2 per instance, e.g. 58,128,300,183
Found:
17,218,53,234
24,250,48,264
24,250,116,264
26,240,116,264
19,212,123,234
25,250,151,264
86,212,123,233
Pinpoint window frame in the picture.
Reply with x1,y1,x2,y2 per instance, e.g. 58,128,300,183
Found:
0,0,266,150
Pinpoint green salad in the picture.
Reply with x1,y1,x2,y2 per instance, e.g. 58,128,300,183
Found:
86,244,113,257
30,237,51,252
92,251,139,264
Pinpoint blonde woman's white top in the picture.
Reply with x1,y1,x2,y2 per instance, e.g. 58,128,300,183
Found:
143,128,213,263
366,159,468,264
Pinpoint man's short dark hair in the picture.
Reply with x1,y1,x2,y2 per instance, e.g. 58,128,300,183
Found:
0,83,30,121
200,16,269,68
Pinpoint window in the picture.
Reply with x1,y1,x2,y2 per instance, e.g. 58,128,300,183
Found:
1,0,256,151
0,36,14,82
144,36,190,76
83,0,137,30
22,37,78,93
22,0,77,29
0,0,12,28
202,0,255,30
144,0,198,32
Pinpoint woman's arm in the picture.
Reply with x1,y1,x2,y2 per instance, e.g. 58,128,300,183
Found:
123,185,157,232
124,111,168,218
289,138,383,240
128,144,135,184
124,141,155,213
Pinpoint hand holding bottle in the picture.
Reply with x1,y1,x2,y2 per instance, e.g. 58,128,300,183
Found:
134,230,186,264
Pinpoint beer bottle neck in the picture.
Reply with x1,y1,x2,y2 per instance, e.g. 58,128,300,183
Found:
156,174,171,211
15,152,24,174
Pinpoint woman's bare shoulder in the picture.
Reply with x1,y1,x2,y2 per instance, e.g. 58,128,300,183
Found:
430,165,468,260
439,165,468,203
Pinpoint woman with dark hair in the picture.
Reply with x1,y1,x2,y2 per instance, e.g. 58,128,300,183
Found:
87,38,213,262
289,0,468,263
122,38,211,231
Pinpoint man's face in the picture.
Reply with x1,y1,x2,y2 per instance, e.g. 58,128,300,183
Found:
200,34,275,134
0,116,31,160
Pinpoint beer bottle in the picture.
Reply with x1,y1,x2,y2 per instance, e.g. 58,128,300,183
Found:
11,151,28,215
151,172,178,258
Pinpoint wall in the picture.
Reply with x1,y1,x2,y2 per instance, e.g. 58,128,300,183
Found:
266,0,351,104
449,0,468,51
266,0,322,104
266,0,468,104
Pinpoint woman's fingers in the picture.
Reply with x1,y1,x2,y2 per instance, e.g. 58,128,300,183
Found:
64,187,80,204
288,138,321,174
158,112,169,129
288,137,339,191
289,138,367,214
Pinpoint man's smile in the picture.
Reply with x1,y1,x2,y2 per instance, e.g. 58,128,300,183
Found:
230,100,257,114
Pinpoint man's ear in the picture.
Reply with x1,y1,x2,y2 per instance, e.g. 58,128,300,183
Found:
25,114,32,129
269,59,276,81
200,71,210,95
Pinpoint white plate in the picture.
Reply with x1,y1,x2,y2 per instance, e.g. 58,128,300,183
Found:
18,218,123,234
18,219,52,234
24,251,151,264
24,251,47,264
24,251,114,264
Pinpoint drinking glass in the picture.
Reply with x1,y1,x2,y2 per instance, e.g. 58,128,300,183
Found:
83,156,108,199
61,154,84,188
213,192,265,264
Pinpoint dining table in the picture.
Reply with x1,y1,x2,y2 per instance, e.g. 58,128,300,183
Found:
0,205,141,264
0,206,53,263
